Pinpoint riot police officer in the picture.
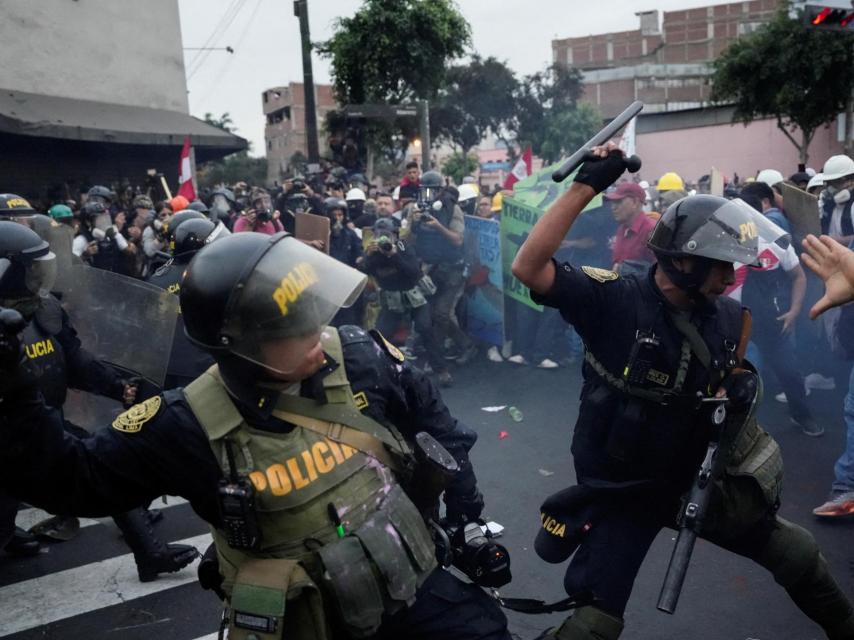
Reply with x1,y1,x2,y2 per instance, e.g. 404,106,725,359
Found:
0,221,198,579
148,217,222,388
511,144,854,639
0,231,511,639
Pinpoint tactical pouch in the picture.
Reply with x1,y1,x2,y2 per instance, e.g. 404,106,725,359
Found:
381,290,406,313
384,484,438,573
318,537,385,637
354,509,418,605
227,558,329,640
403,285,428,308
418,274,437,296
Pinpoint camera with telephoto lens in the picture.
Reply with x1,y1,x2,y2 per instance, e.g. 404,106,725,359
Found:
292,179,306,193
377,235,394,253
433,519,512,588
256,208,272,222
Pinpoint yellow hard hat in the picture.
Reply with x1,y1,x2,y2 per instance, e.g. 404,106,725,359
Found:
656,172,684,192
491,192,503,212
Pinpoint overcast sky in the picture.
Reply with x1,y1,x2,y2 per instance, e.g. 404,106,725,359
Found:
179,0,725,155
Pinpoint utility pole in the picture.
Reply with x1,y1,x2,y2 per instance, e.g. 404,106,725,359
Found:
294,0,319,163
419,99,431,170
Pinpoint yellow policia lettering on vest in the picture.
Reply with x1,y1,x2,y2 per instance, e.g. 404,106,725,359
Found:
541,512,566,538
248,437,359,496
167,282,181,295
272,262,319,316
25,339,55,359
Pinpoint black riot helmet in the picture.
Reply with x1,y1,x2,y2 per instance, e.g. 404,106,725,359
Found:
180,232,366,375
165,210,205,250
0,194,37,216
187,200,210,214
86,185,113,205
172,218,217,263
80,200,108,221
419,170,444,206
0,221,57,302
647,195,788,298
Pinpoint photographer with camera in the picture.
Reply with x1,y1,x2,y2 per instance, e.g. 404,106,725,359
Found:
234,188,284,235
361,217,453,386
407,170,478,364
275,178,324,234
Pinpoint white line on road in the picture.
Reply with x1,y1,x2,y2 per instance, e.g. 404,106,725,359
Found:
15,496,189,531
0,532,211,637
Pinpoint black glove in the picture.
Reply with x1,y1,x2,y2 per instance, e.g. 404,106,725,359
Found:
444,487,484,525
719,372,758,410
574,150,629,194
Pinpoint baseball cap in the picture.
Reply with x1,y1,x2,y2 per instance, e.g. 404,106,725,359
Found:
534,485,598,564
603,182,646,202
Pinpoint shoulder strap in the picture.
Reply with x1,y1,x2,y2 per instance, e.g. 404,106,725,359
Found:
667,310,711,370
843,199,854,237
183,365,244,441
320,327,355,406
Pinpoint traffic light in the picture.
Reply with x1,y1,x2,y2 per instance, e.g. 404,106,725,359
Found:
793,1,854,30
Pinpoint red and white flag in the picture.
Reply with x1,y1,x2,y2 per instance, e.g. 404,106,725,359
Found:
177,136,197,201
504,146,532,190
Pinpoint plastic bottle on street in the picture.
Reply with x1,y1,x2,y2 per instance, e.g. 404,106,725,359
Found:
508,406,523,422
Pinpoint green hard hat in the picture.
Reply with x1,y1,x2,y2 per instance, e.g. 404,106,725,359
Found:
47,204,73,220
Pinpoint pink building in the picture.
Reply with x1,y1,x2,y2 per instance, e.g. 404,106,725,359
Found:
635,106,845,184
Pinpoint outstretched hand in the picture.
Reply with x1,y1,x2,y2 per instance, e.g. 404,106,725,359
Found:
800,234,854,319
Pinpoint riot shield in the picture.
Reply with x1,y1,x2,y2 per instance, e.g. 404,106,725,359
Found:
779,182,821,242
2,214,77,288
59,265,178,386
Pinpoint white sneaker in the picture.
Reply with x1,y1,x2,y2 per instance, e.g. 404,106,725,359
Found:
537,358,559,369
507,355,528,365
805,373,836,391
487,346,504,362
775,392,787,404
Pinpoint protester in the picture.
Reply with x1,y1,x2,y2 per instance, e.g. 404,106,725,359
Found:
604,181,657,275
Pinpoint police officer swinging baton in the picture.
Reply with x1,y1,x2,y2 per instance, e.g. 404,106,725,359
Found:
551,101,644,183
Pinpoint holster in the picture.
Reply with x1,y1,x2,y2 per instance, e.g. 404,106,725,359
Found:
227,558,329,640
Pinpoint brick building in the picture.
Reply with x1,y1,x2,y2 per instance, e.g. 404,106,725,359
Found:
552,0,781,118
262,83,337,184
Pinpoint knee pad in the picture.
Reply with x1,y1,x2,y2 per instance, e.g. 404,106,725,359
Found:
553,606,624,640
759,517,820,588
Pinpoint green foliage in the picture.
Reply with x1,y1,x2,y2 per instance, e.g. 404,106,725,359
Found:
442,151,480,184
203,112,236,133
317,0,471,159
432,55,519,152
197,151,266,189
710,9,854,162
513,65,599,163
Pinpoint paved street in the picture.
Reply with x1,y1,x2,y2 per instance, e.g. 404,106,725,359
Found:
2,355,852,639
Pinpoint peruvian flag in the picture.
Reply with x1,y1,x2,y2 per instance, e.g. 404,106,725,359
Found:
504,146,532,190
177,136,197,201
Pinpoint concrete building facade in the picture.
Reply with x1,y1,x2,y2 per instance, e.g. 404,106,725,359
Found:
262,83,336,184
0,0,245,201
552,0,781,118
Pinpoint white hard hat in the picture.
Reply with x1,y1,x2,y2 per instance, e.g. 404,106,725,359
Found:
805,167,817,177
756,169,784,187
345,188,366,201
821,155,854,182
807,173,825,190
458,183,478,202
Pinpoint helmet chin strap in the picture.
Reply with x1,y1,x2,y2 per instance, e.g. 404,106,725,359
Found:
656,256,715,306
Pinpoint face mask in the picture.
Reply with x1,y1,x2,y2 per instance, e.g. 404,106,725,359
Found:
834,189,851,205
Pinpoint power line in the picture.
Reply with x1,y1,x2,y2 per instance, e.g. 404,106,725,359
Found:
186,0,248,80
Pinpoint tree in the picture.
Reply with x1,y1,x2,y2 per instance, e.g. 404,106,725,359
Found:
432,55,519,153
203,112,236,134
197,151,266,190
442,152,479,184
710,9,854,164
512,64,600,164
317,0,471,159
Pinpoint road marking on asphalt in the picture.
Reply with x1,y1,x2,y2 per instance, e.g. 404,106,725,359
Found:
15,496,189,531
0,532,211,637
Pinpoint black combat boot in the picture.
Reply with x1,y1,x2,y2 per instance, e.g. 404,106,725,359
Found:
4,526,42,557
112,507,198,582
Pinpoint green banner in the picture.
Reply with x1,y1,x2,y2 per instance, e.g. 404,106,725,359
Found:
500,163,603,310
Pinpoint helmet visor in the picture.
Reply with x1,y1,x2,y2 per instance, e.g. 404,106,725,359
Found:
221,235,366,374
25,252,57,297
679,198,789,266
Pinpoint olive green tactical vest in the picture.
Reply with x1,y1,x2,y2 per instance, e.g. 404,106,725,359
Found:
182,327,437,637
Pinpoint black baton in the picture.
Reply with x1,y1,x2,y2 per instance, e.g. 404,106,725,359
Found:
551,101,644,183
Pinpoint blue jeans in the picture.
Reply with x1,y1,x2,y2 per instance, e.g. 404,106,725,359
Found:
832,364,854,493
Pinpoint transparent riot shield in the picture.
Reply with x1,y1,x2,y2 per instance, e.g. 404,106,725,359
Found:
2,214,77,289
59,264,178,386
